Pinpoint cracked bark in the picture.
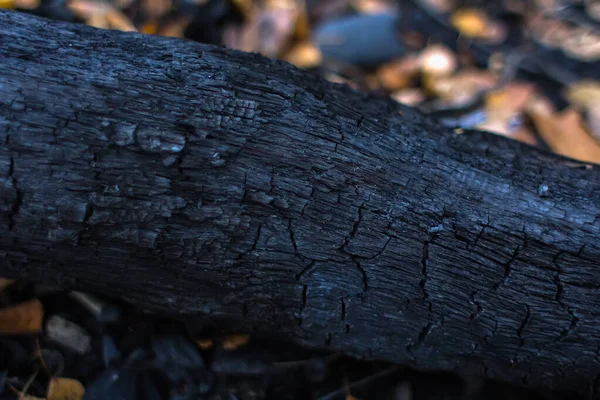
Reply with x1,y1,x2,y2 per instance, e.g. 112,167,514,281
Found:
1,10,600,398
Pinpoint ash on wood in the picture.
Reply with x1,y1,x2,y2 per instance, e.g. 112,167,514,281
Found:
0,10,599,398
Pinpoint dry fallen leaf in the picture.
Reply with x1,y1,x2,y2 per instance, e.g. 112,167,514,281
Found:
196,339,214,350
564,79,600,109
231,0,254,19
141,0,171,20
451,8,507,43
0,298,43,334
140,20,158,35
0,278,15,294
419,44,457,78
424,68,497,106
377,55,421,91
352,0,396,14
526,96,600,163
14,0,39,9
284,41,322,68
236,6,299,57
586,0,600,21
47,378,85,400
417,0,455,13
528,16,600,61
391,88,425,106
157,17,191,38
105,8,137,32
562,28,600,61
69,0,136,32
564,79,600,140
222,334,250,350
0,0,14,8
87,11,108,29
476,82,536,140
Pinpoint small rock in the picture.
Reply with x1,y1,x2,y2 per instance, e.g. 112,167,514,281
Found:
101,335,121,368
314,12,405,68
45,315,92,355
0,370,6,395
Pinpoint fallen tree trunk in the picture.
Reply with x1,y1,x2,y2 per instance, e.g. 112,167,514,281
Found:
1,10,599,397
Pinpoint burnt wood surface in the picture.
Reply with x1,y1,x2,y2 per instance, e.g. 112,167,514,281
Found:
1,10,599,398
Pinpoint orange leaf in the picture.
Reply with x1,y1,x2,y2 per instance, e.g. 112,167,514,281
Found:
140,21,158,35
47,377,85,400
527,97,600,163
377,55,421,91
222,334,250,350
285,41,322,68
451,8,506,42
451,8,489,38
196,339,214,350
106,8,137,32
0,299,43,334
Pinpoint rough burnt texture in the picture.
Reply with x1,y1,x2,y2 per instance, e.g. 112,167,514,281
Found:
1,10,599,398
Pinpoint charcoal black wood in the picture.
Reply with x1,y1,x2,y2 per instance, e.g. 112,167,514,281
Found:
1,10,599,398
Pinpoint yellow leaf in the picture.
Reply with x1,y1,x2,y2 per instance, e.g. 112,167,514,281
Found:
0,0,14,8
564,80,600,110
47,377,85,400
0,299,43,334
451,8,488,38
284,41,322,68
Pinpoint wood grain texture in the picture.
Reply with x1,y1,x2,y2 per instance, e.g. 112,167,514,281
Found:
0,10,599,397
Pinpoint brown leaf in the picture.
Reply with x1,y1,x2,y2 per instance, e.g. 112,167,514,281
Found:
424,68,497,106
47,378,85,400
0,279,15,294
222,334,250,350
564,79,600,109
586,0,600,21
230,0,254,19
140,20,158,35
562,28,600,61
377,55,421,91
527,96,600,163
106,8,137,32
284,41,322,68
0,298,43,334
236,6,299,57
141,0,171,20
87,10,109,29
157,17,190,37
68,0,109,20
391,88,425,106
476,82,536,138
352,0,396,14
196,339,214,350
14,0,39,9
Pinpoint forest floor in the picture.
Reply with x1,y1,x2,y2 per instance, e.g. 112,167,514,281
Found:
0,0,599,399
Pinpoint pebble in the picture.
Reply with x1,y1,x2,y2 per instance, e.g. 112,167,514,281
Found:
314,12,405,68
